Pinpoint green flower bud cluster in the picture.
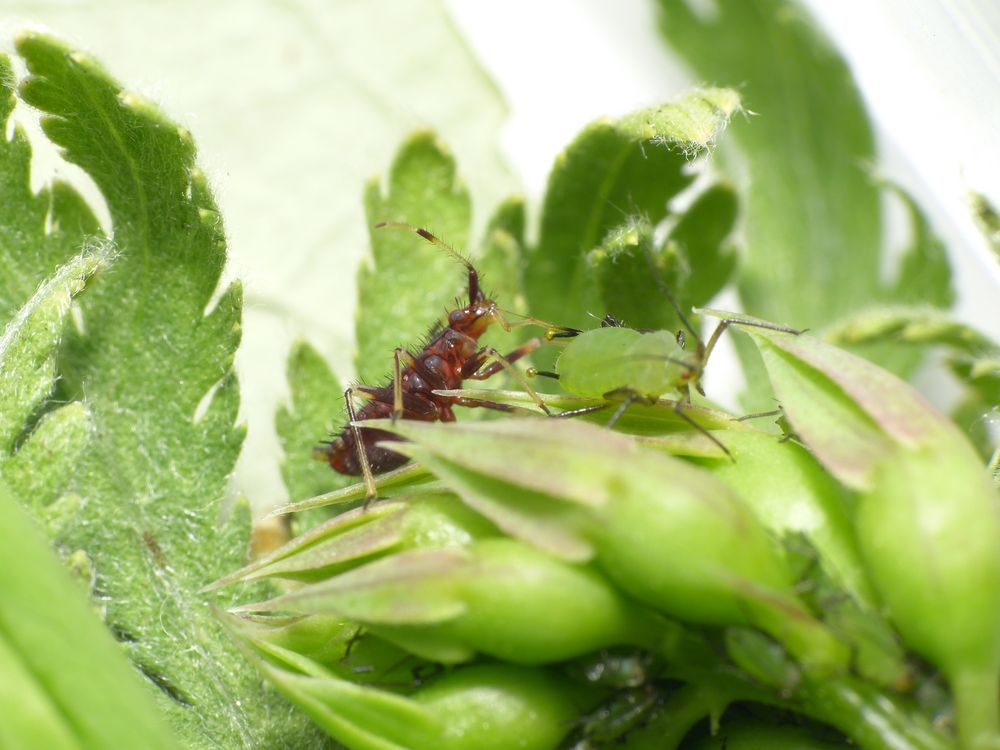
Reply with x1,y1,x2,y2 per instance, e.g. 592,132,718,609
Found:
215,319,997,750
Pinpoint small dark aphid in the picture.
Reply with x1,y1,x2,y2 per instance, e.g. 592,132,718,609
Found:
561,683,665,749
318,223,564,501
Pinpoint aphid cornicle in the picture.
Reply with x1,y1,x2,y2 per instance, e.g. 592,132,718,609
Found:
318,222,562,501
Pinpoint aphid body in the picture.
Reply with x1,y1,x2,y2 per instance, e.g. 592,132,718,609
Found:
539,311,799,458
556,327,695,401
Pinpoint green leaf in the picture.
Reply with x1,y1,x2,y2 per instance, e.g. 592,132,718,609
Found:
585,182,738,333
0,251,105,455
276,340,349,505
0,480,182,750
657,0,882,327
13,34,329,748
888,186,954,309
524,89,741,337
0,54,100,323
356,132,472,383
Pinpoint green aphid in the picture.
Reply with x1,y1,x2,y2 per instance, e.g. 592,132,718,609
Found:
536,311,799,458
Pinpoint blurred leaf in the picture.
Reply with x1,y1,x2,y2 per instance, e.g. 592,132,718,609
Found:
589,217,671,330
689,721,852,749
477,196,527,354
0,481,182,750
971,191,1000,263
666,181,739,313
889,186,954,308
823,305,1000,454
702,308,950,490
658,0,882,327
14,34,329,748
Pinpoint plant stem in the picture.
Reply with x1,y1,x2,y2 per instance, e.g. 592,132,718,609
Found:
950,667,1000,750
797,673,956,750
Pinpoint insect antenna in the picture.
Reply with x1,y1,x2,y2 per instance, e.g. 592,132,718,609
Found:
375,221,481,303
642,239,702,352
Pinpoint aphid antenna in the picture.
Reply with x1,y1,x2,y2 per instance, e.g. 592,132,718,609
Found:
496,306,581,338
641,240,702,351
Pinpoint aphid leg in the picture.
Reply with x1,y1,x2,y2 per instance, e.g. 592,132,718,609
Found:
450,396,540,416
605,391,642,429
527,368,609,419
391,348,417,422
344,387,378,506
553,404,611,420
410,662,445,687
733,408,783,422
340,626,367,663
466,338,553,416
674,385,735,462
701,317,801,370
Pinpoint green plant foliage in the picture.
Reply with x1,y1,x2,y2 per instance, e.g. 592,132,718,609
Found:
656,0,956,404
586,183,738,334
971,192,1000,263
524,89,741,342
276,340,349,503
356,132,473,383
658,0,883,325
0,483,182,750
725,311,1000,749
6,34,330,748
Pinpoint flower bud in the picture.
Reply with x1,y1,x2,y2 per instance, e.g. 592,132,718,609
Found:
258,655,597,750
373,418,848,675
241,537,663,666
207,492,495,589
728,313,1000,748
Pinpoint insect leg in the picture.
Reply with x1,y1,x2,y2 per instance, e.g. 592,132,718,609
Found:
673,385,735,462
392,348,418,422
553,403,611,419
344,387,378,505
465,340,552,416
605,391,642,429
701,317,802,370
448,396,542,416
733,408,783,422
465,336,542,377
